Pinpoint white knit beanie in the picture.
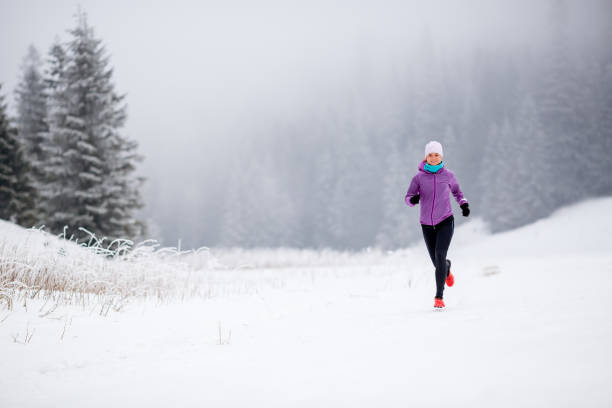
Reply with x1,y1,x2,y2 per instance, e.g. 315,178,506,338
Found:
424,141,443,157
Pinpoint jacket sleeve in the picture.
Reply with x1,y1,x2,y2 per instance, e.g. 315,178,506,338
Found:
404,175,420,207
449,171,468,206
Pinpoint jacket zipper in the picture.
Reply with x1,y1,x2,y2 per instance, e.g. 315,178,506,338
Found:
431,173,436,229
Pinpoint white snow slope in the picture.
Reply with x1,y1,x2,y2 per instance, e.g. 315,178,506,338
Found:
1,197,611,407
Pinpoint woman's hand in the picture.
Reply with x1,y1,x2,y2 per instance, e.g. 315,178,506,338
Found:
460,203,470,217
409,194,420,205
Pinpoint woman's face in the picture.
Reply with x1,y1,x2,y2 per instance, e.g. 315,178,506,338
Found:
426,153,442,166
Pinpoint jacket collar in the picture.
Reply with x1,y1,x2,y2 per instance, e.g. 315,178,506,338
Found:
418,160,445,174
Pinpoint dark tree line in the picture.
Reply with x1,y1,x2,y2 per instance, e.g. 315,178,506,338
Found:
0,9,145,242
5,2,607,250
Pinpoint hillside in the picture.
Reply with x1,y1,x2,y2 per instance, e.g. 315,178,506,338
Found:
1,197,611,407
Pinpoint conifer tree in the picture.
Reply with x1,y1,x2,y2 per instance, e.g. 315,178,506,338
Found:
376,141,419,250
0,85,34,225
44,10,145,240
537,0,584,206
38,38,71,232
328,117,380,250
479,120,515,232
219,160,253,248
14,45,48,223
310,147,336,248
509,95,552,227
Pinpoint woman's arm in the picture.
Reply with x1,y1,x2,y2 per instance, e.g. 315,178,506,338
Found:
449,171,468,206
404,176,420,207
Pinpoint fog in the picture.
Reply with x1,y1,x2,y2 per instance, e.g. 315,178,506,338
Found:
1,0,611,249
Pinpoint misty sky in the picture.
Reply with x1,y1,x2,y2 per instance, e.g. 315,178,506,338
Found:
1,0,609,246
0,0,552,155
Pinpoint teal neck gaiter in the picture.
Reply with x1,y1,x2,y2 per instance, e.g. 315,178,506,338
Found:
424,161,444,173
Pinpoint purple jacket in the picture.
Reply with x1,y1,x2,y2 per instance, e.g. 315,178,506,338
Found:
405,161,468,226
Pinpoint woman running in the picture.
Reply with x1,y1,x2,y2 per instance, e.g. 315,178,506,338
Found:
405,141,470,309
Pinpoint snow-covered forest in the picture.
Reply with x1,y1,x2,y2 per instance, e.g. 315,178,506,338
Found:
0,1,610,250
1,1,612,406
0,10,144,243
164,0,612,250
215,0,612,250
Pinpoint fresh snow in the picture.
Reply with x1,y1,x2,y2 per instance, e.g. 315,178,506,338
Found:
1,197,611,407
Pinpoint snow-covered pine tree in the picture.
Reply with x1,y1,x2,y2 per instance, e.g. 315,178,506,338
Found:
45,10,145,241
510,95,552,226
598,26,612,194
328,107,381,250
577,18,612,197
310,146,336,248
0,84,35,225
14,45,48,225
38,38,72,233
44,38,68,92
375,140,418,250
536,0,584,206
479,120,516,232
568,55,608,197
219,159,253,248
251,159,299,248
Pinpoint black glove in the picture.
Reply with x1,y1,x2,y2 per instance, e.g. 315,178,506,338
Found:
409,194,420,205
460,202,470,217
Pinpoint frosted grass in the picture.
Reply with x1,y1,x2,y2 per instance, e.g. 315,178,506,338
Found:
0,221,433,317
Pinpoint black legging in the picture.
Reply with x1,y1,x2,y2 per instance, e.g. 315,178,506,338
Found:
421,215,454,299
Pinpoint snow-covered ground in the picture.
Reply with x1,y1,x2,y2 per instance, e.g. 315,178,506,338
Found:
1,197,611,407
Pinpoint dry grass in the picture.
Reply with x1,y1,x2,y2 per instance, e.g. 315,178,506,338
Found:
0,224,223,315
0,221,419,318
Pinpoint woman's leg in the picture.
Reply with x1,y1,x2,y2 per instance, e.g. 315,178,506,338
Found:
421,224,437,267
421,223,443,299
433,217,454,299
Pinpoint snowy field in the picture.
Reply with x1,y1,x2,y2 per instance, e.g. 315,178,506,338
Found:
1,197,611,407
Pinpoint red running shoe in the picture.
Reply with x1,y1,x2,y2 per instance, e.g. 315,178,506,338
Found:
434,298,445,308
446,259,454,287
